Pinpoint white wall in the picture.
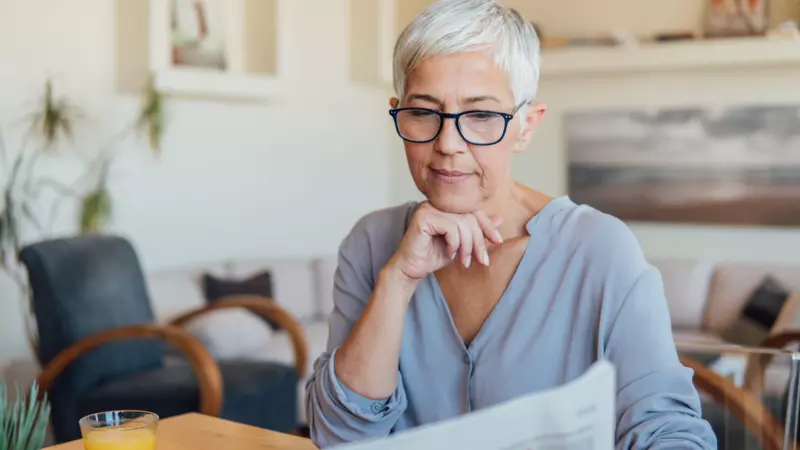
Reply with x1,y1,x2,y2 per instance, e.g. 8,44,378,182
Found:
0,0,394,367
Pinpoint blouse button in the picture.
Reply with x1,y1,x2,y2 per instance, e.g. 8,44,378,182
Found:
370,402,383,413
462,354,471,365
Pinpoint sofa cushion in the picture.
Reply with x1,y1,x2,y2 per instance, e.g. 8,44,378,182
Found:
720,277,792,348
202,271,279,330
649,258,715,329
311,257,337,319
705,263,800,332
672,329,726,346
146,263,227,321
227,260,318,321
182,308,274,360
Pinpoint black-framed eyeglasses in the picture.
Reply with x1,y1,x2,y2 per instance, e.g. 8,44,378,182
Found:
388,102,528,146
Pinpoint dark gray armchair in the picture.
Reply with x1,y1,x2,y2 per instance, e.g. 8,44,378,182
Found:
20,234,307,443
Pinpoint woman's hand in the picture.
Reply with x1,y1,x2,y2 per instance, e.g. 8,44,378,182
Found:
388,202,504,281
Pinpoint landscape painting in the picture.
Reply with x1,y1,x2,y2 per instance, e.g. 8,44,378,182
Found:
566,105,800,226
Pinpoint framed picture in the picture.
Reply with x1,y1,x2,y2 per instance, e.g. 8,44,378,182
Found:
566,105,800,227
705,0,769,37
148,0,288,99
170,0,227,70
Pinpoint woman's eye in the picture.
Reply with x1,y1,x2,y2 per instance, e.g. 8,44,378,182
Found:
470,113,496,121
409,110,435,117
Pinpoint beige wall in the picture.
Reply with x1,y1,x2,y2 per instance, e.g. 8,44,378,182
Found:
397,0,799,38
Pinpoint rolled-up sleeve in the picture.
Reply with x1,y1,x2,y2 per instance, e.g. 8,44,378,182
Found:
306,348,408,445
606,266,717,449
305,219,408,448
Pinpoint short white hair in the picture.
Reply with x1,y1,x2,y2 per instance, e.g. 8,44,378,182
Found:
393,0,541,106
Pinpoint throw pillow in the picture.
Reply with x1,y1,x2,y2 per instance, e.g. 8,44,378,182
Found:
202,271,280,331
771,292,800,335
721,276,791,348
183,308,274,360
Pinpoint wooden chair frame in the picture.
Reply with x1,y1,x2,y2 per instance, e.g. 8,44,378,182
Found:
36,324,224,416
169,294,309,377
35,295,309,419
745,332,800,397
681,355,785,450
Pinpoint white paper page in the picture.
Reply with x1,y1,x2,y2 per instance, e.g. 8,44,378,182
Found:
332,360,616,450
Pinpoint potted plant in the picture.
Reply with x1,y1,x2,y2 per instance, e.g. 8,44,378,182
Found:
0,75,166,358
0,382,51,450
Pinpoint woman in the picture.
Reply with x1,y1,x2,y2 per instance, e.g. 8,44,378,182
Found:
306,0,716,448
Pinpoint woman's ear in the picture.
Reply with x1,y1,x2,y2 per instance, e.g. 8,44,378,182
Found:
514,102,547,152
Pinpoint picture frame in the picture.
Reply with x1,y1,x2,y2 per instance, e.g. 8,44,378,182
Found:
169,0,228,71
148,0,289,99
705,0,769,38
566,104,800,227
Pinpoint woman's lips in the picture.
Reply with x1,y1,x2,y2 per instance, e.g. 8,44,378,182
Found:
430,168,473,184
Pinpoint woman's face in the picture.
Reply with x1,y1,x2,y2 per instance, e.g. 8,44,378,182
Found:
392,51,545,214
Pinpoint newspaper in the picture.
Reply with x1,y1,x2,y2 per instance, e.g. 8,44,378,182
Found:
333,360,616,450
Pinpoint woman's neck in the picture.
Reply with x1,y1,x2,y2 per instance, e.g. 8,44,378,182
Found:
482,183,553,241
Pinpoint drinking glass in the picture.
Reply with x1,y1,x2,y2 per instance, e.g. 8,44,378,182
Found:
79,410,158,450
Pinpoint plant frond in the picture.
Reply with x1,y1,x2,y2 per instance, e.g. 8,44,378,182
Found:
0,381,50,450
136,75,165,155
30,79,82,151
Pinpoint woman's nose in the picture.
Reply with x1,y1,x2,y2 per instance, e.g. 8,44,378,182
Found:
435,118,468,155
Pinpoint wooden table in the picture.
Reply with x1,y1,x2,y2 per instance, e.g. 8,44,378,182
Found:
45,413,318,450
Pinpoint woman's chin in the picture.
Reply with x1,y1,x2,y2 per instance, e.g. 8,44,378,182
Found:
425,194,481,215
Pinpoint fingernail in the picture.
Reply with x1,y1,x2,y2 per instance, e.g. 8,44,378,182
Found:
483,251,490,265
451,251,458,260
494,230,503,243
465,255,471,268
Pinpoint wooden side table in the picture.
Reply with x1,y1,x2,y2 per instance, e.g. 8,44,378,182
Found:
45,413,318,450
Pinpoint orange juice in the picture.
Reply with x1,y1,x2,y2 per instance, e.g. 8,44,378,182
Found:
82,424,156,450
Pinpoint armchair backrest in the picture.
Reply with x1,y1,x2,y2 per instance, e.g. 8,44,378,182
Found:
19,234,163,433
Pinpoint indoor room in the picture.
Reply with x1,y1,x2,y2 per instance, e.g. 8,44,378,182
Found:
1,0,800,448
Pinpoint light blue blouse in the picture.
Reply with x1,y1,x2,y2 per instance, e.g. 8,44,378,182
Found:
306,196,716,449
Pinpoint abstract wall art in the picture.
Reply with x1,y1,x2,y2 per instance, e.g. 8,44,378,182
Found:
566,105,800,226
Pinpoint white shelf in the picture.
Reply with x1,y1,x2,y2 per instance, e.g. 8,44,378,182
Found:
349,1,800,86
541,36,800,77
152,68,287,100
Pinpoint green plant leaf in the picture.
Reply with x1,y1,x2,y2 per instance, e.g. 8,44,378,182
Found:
80,185,112,234
0,382,51,450
137,75,165,154
30,79,81,151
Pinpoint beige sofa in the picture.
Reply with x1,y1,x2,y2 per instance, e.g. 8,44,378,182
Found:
144,257,339,424
144,256,800,421
650,258,800,344
147,256,800,410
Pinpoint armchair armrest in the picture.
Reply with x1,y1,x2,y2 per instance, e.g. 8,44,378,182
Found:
681,356,784,450
35,324,223,417
744,332,800,396
169,295,309,377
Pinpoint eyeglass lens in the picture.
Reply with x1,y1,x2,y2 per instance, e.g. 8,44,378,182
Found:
395,109,507,144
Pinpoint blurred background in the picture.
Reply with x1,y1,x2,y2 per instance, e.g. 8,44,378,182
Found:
3,0,800,447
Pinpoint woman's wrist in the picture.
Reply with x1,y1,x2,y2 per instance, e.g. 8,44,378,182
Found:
378,261,423,300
